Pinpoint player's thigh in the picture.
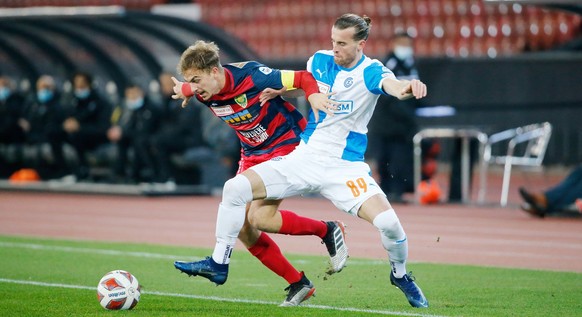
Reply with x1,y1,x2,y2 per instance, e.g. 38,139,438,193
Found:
251,153,320,200
320,161,385,216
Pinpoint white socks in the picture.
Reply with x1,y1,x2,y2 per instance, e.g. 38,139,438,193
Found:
372,209,408,278
211,175,253,264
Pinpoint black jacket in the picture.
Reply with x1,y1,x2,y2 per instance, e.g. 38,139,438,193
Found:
158,96,206,147
369,52,421,141
63,90,111,136
118,97,161,140
0,91,25,137
21,92,64,143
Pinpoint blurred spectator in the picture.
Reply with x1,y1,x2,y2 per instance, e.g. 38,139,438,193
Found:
0,75,26,177
200,107,240,180
54,72,111,181
0,75,26,170
150,72,210,184
58,72,111,181
519,165,582,218
18,75,66,176
368,32,421,203
107,83,160,183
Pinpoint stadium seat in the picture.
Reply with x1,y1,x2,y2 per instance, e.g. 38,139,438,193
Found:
194,0,582,59
479,122,553,206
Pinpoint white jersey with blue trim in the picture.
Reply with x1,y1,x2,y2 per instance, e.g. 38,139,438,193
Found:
301,50,396,162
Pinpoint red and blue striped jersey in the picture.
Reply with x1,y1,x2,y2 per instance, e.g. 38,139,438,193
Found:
195,61,311,157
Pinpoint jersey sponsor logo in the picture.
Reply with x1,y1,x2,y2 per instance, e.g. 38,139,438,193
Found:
334,100,354,114
239,124,269,144
317,81,330,94
221,109,253,124
234,94,248,108
230,62,249,68
344,77,354,88
315,69,326,78
211,105,234,116
259,66,272,75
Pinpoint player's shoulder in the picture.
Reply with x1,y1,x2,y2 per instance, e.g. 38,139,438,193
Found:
308,50,334,70
313,50,334,57
226,61,263,73
227,61,277,77
363,56,385,68
311,50,334,62
362,56,392,75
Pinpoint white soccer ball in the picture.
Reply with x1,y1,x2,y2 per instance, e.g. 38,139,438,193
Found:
96,270,141,310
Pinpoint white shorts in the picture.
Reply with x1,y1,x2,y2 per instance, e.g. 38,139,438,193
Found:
250,145,385,216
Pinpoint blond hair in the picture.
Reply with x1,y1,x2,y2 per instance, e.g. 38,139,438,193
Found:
177,40,221,75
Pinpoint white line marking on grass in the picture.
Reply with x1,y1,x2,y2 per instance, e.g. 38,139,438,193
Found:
0,278,448,317
0,241,386,266
0,241,193,260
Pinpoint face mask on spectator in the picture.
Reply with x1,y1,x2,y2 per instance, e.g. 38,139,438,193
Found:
74,88,90,99
37,89,54,103
393,45,414,60
126,97,144,110
0,87,10,101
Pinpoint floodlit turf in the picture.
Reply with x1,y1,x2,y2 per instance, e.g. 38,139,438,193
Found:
0,235,581,317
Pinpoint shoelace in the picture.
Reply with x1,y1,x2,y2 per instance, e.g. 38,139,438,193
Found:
406,271,417,282
284,276,308,295
401,272,421,294
321,223,335,252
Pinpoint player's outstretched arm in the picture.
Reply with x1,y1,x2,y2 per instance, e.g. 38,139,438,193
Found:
171,76,193,108
382,77,427,100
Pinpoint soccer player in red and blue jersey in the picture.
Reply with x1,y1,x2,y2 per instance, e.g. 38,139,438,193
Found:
171,40,347,306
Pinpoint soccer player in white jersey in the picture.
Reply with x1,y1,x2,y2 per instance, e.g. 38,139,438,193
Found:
178,13,429,308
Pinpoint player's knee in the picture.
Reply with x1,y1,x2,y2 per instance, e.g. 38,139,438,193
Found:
373,209,405,240
222,175,252,207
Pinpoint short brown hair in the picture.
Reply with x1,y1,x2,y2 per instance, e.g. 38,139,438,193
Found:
177,40,221,75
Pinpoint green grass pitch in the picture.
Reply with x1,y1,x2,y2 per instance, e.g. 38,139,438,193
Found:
0,235,580,317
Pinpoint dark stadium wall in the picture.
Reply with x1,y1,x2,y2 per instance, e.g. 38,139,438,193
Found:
414,52,582,165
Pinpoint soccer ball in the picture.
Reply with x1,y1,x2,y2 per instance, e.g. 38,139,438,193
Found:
97,270,141,310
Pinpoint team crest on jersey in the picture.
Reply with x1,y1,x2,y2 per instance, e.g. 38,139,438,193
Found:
230,62,249,69
344,77,354,88
259,66,272,75
234,94,248,108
